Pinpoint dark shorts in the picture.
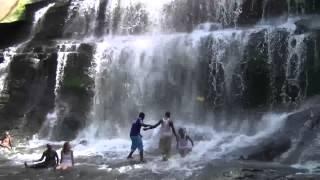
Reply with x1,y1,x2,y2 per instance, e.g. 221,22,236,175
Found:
130,136,143,152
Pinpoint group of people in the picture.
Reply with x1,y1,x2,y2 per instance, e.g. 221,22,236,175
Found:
0,111,193,170
0,132,74,170
128,112,194,162
24,142,74,170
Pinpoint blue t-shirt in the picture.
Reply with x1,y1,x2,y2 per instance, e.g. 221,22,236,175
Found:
130,118,143,136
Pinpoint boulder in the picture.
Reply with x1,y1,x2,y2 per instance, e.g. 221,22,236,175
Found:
247,136,291,161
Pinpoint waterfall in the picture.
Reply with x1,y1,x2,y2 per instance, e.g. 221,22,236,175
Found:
69,0,315,139
0,3,54,95
31,3,55,36
54,51,69,96
0,47,17,94
0,0,319,176
38,43,79,139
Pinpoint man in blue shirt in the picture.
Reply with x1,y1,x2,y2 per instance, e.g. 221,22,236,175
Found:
127,112,152,162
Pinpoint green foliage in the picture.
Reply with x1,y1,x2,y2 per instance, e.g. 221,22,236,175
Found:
1,0,32,23
63,76,84,89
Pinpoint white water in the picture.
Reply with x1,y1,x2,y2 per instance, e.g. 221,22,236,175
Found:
0,1,315,177
54,52,69,96
37,51,69,139
0,47,17,94
31,3,55,35
5,112,287,176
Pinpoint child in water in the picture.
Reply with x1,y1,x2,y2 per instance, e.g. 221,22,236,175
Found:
177,128,194,157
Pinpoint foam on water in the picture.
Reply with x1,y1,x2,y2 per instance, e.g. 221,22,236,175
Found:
65,113,288,173
5,112,287,175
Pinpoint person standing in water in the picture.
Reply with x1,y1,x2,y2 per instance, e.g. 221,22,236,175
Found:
0,131,12,150
56,142,74,170
177,128,194,157
127,112,152,162
144,112,177,161
24,144,59,169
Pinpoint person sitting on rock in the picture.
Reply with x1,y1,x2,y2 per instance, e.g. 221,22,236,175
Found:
24,144,59,169
0,131,12,150
56,142,74,170
177,128,194,157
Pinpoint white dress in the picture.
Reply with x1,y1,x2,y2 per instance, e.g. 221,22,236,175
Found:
60,151,72,166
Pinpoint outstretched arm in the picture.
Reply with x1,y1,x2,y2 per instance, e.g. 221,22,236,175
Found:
143,120,162,130
141,122,152,127
33,152,45,162
187,135,194,146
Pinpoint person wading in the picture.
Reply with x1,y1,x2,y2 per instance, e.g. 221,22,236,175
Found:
177,128,194,157
144,112,177,161
127,112,152,162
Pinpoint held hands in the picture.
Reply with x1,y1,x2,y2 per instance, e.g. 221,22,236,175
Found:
143,125,154,131
143,127,152,131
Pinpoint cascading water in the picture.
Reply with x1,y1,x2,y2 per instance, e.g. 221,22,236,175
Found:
73,0,313,168
0,4,54,98
38,43,80,139
0,0,319,179
0,47,17,94
31,3,55,36
76,0,312,149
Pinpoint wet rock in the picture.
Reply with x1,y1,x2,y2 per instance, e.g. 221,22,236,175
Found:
263,0,288,21
238,0,264,26
0,52,4,63
79,139,88,146
306,30,320,96
247,136,291,161
53,43,94,140
33,0,70,40
241,29,270,108
0,52,57,132
0,21,31,49
0,0,57,49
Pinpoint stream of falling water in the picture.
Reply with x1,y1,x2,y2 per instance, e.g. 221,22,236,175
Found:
0,0,318,179
38,43,79,139
0,3,55,94
0,47,17,94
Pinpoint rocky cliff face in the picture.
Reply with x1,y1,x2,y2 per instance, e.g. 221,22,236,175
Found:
0,0,319,140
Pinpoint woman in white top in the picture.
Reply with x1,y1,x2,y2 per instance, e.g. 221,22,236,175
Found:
56,142,74,170
144,112,177,161
177,128,194,157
